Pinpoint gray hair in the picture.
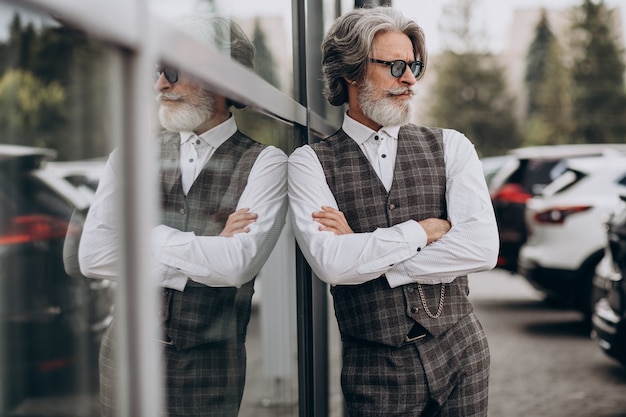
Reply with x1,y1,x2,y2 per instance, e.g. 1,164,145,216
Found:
321,6,427,106
175,15,255,108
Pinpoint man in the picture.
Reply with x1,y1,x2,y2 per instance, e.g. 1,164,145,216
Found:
79,16,288,417
288,6,498,417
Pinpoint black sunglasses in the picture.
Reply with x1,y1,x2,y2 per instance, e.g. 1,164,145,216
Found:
368,58,424,78
154,66,178,84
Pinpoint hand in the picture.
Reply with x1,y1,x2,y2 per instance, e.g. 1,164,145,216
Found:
220,208,258,237
312,206,354,235
418,218,451,244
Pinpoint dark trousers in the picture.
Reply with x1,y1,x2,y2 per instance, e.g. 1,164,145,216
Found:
99,320,247,417
341,313,490,417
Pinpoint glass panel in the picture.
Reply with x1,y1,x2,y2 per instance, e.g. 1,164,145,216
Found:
0,2,118,416
150,14,297,416
150,0,294,98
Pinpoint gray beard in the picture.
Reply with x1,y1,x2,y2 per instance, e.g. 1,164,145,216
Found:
359,80,413,127
158,92,215,132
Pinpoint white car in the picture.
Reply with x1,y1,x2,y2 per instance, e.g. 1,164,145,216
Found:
518,155,626,319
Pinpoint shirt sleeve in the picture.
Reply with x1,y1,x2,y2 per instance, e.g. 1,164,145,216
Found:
78,149,123,280
151,146,288,288
288,145,427,286
384,129,499,287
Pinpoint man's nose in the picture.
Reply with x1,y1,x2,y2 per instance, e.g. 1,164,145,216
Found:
154,72,171,91
399,66,417,86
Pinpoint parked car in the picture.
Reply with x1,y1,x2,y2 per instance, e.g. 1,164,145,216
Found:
481,155,513,189
591,197,626,366
489,144,626,273
0,145,114,414
518,155,626,320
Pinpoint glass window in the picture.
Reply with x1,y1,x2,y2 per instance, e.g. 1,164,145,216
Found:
0,3,119,416
150,0,294,98
148,15,298,416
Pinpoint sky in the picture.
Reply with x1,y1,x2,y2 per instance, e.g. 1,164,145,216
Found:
392,0,626,54
2,0,625,52
201,0,626,54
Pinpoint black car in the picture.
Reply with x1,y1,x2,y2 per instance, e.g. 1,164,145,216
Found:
592,196,626,366
0,145,114,414
489,144,626,273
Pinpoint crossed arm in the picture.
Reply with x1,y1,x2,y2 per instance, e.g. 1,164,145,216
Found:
288,131,498,288
313,205,451,244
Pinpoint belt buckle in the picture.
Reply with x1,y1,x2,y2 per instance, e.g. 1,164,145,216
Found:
160,335,175,346
405,332,427,343
405,323,428,343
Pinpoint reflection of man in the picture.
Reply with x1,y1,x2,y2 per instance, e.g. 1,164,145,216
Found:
79,16,288,417
288,6,498,417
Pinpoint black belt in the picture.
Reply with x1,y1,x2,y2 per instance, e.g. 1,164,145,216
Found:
340,322,430,347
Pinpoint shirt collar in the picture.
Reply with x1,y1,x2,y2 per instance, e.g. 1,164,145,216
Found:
179,114,237,148
342,112,401,144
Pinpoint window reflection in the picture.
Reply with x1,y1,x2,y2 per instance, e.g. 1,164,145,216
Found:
147,14,297,413
0,3,116,416
150,0,294,97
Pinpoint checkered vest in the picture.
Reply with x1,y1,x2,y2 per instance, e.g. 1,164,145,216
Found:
312,124,473,347
159,130,265,350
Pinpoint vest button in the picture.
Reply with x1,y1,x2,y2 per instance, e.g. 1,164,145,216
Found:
410,306,419,314
389,203,396,210
179,208,186,215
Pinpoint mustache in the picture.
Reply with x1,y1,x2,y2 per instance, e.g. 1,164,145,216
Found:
156,92,185,103
386,86,414,96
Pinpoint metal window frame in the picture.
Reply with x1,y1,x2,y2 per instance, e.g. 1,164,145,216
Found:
11,0,338,416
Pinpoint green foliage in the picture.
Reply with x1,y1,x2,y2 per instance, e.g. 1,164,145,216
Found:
523,10,575,146
0,69,65,146
0,13,111,159
429,0,521,157
569,0,626,144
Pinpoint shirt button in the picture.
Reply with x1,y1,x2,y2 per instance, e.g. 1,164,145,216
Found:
374,135,379,140
381,154,387,158
195,139,201,145
189,158,194,163
410,306,419,314
179,208,186,215
417,247,421,252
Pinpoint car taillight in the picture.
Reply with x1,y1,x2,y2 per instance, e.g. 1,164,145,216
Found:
0,215,69,245
492,183,532,204
533,206,592,225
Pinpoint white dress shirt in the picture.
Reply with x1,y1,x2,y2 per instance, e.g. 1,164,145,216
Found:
79,116,288,291
288,114,499,288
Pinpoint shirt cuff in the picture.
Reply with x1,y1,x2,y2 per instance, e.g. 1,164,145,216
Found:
398,219,427,251
384,220,427,288
161,268,188,291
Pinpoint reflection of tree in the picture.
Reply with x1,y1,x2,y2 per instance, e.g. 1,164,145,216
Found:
0,13,110,160
252,18,280,90
0,69,65,147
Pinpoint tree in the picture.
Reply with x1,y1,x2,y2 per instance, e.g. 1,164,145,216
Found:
523,9,574,146
429,0,520,156
252,19,280,89
0,14,111,159
0,69,66,147
569,0,626,143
